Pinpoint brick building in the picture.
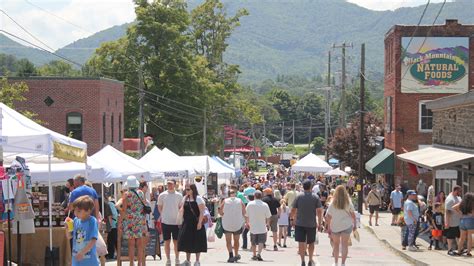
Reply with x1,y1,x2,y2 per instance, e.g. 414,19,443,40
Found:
366,20,474,189
9,77,124,155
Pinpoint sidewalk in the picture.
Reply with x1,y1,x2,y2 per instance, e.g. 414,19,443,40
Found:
360,211,473,266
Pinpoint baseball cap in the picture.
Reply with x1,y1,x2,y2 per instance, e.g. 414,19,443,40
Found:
407,190,417,196
244,187,256,197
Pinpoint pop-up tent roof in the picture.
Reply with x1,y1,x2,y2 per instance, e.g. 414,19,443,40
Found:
292,153,332,173
140,147,194,178
324,168,349,176
0,103,86,161
91,145,152,180
181,156,234,178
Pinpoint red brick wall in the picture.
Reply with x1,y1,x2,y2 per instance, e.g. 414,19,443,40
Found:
384,20,474,188
10,77,124,155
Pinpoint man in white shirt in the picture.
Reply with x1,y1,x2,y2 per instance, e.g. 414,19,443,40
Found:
389,185,403,226
157,179,183,266
220,189,246,263
246,190,271,261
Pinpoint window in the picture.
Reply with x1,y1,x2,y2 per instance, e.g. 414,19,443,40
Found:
118,113,122,141
385,96,392,133
111,113,114,143
102,113,106,144
66,112,83,141
419,101,433,132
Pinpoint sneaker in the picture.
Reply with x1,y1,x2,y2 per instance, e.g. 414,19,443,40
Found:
227,257,235,263
235,254,241,261
301,261,306,266
308,260,315,266
194,262,200,266
408,246,417,251
447,250,459,256
257,254,263,261
283,244,287,248
274,245,278,251
166,260,172,266
251,256,258,261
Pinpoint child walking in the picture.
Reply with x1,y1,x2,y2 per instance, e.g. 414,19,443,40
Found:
277,199,289,248
431,202,444,250
66,195,100,266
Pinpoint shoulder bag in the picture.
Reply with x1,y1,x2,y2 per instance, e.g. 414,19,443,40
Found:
131,189,152,214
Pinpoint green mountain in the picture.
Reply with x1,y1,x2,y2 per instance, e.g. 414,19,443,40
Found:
0,34,55,65
1,0,473,83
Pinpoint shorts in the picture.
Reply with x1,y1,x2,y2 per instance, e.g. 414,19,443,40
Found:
391,208,401,215
294,226,316,244
269,215,278,232
162,223,180,241
369,205,380,214
250,233,267,245
460,217,474,231
332,226,352,235
431,229,443,237
223,227,243,235
445,226,460,239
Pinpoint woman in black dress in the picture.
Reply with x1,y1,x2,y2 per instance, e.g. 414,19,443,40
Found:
178,184,207,266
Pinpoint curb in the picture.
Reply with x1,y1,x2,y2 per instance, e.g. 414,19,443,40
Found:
363,224,428,266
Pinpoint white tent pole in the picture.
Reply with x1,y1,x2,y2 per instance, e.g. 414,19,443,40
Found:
101,183,105,224
48,153,53,253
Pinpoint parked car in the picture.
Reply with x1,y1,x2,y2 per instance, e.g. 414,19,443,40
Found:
256,159,267,168
274,141,289,147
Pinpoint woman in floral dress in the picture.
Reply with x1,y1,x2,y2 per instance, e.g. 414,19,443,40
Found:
120,176,148,266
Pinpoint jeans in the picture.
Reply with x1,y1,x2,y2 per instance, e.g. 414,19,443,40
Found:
242,227,249,249
106,228,117,259
403,224,418,247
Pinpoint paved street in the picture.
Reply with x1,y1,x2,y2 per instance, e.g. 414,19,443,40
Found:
108,226,410,266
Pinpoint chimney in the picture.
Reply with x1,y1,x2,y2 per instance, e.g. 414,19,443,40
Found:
445,19,459,26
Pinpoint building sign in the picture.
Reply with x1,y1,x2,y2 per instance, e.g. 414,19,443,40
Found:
401,37,469,93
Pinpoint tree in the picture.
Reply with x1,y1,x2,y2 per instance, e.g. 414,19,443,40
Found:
38,60,81,76
16,59,37,77
327,112,383,173
0,77,41,122
311,136,325,154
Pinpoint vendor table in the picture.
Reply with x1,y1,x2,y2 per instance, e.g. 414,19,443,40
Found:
3,227,71,266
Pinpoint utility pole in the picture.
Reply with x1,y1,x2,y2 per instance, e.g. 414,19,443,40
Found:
292,120,295,146
203,108,207,155
307,116,312,151
357,43,366,214
233,123,237,167
281,121,285,142
138,68,145,157
333,42,353,128
325,51,331,162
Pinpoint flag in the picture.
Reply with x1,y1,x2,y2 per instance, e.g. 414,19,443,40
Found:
408,163,430,176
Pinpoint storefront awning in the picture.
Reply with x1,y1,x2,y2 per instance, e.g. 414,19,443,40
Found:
365,148,394,174
397,146,474,170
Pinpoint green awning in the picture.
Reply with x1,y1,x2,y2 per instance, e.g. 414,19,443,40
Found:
365,148,394,174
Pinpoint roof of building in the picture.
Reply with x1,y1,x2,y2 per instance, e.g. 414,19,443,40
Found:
7,76,124,84
426,90,474,111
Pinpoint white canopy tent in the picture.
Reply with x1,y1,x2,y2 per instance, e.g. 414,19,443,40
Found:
324,168,349,176
139,147,194,179
90,145,152,181
0,103,87,257
291,153,332,173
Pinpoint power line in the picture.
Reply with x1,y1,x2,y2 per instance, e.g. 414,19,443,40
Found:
147,118,203,137
143,94,203,118
0,9,56,52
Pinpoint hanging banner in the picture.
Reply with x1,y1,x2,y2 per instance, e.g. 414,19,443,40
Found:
401,37,469,94
53,141,87,163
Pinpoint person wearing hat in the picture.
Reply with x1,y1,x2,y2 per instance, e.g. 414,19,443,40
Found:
403,190,420,251
241,185,256,250
119,175,148,265
157,179,184,266
262,187,281,251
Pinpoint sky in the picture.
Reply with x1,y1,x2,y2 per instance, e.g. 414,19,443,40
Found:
0,0,450,50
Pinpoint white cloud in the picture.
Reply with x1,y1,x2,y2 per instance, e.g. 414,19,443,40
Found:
347,0,451,11
1,0,136,50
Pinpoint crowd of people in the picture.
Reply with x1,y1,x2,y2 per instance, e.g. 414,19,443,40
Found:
62,168,474,266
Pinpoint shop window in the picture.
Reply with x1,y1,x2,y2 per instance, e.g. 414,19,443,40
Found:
385,96,392,133
111,113,114,143
102,113,106,144
66,112,82,141
419,101,433,132
119,113,122,141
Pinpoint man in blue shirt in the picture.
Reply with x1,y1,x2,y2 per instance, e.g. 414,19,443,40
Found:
403,190,420,251
68,174,101,221
390,185,404,226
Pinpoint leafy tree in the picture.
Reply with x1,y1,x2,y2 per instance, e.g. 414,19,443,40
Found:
38,60,81,76
0,77,41,121
0,54,18,75
327,112,383,173
311,136,325,154
16,59,37,77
